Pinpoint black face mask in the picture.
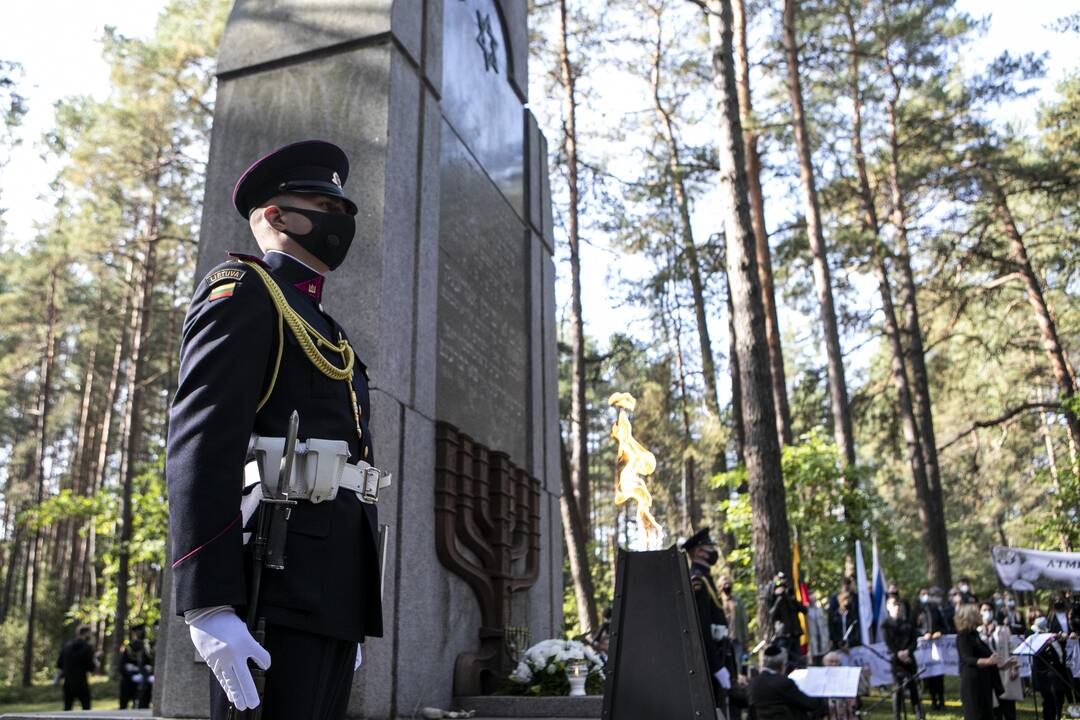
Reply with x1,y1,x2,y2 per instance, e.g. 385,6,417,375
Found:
703,549,719,566
276,205,355,270
1055,601,1066,610
722,585,733,595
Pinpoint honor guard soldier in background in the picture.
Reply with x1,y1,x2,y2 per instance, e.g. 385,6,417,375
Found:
167,140,387,720
683,527,743,717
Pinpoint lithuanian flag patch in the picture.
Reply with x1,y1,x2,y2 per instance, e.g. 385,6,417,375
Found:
208,282,237,302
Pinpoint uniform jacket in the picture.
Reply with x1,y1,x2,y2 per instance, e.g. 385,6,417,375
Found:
167,251,382,642
690,562,736,678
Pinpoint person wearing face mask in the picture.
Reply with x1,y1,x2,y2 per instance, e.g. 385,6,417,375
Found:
882,593,925,720
682,528,741,715
1031,615,1075,720
956,577,977,604
1047,593,1075,637
915,586,948,710
957,604,1014,720
998,592,1025,636
167,140,385,720
979,602,1023,720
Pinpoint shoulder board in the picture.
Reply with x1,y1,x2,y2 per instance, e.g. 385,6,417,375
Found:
228,252,271,269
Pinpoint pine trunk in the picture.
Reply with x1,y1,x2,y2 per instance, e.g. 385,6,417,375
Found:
782,0,855,467
560,437,598,634
733,0,792,446
22,269,60,687
988,176,1080,464
113,217,159,663
558,0,591,535
846,13,949,587
883,71,951,588
706,0,791,630
648,8,726,470
659,283,699,534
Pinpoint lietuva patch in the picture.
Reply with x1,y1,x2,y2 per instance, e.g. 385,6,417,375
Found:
205,268,246,287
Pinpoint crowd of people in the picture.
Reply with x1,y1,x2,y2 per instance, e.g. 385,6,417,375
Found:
661,528,1080,720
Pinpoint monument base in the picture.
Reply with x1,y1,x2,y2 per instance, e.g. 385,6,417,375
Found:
0,712,152,720
455,696,601,718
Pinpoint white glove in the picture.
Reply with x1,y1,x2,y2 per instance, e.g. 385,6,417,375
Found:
714,667,731,689
132,673,144,684
354,644,363,671
189,609,271,710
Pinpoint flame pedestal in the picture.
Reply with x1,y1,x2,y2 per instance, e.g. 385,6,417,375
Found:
601,547,717,719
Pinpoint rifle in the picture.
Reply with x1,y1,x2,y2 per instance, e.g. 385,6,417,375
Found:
229,411,299,720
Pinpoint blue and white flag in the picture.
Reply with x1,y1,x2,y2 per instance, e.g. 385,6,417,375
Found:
855,540,872,647
871,538,888,643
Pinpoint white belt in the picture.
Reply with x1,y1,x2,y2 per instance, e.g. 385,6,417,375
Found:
244,435,392,505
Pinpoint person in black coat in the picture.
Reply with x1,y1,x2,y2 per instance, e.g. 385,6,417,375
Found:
747,645,826,720
167,141,384,720
915,587,949,710
882,593,925,720
118,625,153,709
683,528,742,716
56,625,96,711
828,590,861,651
1031,617,1074,720
956,604,1011,720
768,573,806,667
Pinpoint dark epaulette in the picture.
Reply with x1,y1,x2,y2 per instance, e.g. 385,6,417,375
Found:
227,251,271,269
691,575,706,590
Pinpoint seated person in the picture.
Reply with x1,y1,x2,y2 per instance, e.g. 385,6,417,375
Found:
748,645,826,720
822,651,859,720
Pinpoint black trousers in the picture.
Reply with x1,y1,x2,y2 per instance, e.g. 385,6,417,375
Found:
62,679,91,710
210,624,357,720
892,674,923,720
1039,685,1067,720
923,675,945,707
994,698,1016,720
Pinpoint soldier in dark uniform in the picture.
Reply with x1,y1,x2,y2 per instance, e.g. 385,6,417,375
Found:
682,528,741,717
167,140,385,720
56,625,96,711
118,624,153,709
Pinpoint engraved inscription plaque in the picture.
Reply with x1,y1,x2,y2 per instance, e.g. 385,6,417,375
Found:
437,120,529,467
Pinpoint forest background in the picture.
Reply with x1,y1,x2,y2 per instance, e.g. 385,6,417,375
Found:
0,0,1077,688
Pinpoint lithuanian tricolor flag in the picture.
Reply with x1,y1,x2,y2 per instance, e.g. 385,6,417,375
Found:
209,282,236,301
792,536,810,654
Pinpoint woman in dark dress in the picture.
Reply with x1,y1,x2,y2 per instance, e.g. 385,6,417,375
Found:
882,593,924,720
956,604,1011,720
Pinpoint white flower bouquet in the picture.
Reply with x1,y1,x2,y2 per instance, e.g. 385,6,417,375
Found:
506,638,605,696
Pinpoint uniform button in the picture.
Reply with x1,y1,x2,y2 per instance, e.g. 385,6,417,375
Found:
363,447,370,459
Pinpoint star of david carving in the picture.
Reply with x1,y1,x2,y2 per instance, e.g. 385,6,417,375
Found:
475,10,499,74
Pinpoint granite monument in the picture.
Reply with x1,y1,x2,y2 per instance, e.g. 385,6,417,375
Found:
153,1,562,717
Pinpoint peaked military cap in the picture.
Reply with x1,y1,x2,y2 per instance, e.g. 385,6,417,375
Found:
232,139,358,218
681,526,714,554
